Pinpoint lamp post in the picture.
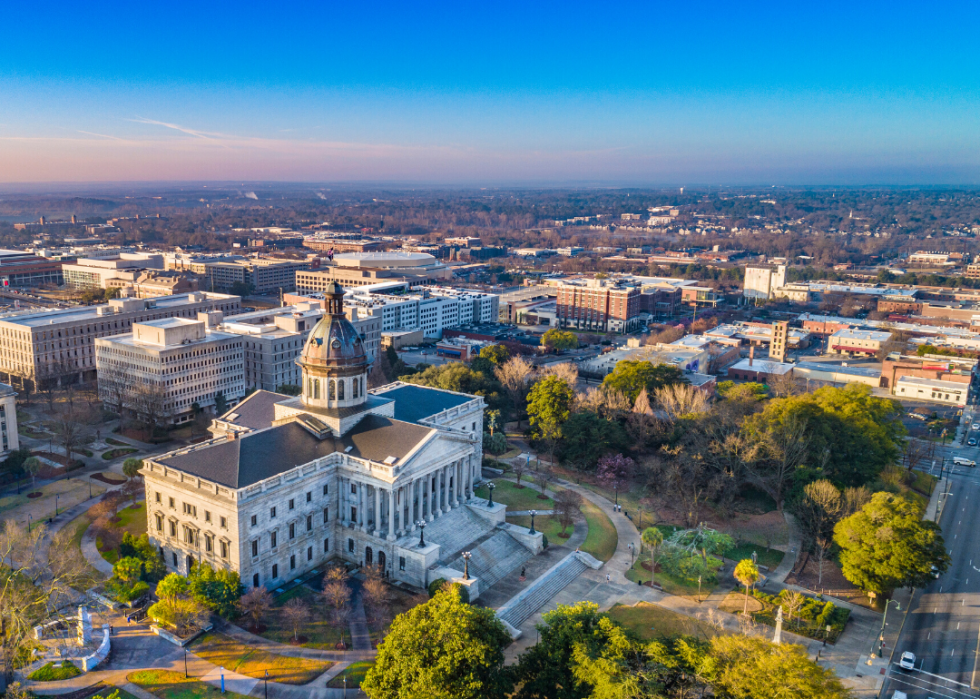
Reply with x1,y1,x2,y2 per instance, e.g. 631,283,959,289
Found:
88,480,92,499
629,543,634,565
614,484,619,506
264,670,269,699
462,551,472,580
27,513,32,533
184,646,188,678
417,520,426,548
867,600,900,663
529,510,536,535
55,494,59,517
487,481,495,508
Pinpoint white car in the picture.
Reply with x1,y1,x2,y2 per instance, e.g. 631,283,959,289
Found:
899,651,916,670
972,423,980,431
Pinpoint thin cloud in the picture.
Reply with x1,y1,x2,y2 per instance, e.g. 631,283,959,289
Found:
77,130,132,142
127,116,223,140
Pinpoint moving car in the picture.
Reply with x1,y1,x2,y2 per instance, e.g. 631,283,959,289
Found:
972,422,980,431
968,437,978,447
953,457,976,467
899,651,916,670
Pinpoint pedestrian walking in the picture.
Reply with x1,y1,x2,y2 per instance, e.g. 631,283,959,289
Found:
606,574,611,583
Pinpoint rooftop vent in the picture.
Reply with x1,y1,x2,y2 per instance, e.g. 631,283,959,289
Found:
383,456,397,465
344,445,354,453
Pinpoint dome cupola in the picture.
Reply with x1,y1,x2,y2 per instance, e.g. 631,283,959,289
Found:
297,282,368,410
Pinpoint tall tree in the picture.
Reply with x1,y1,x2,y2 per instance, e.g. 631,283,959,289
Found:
541,329,578,352
795,480,843,586
834,492,950,598
734,559,760,614
494,356,534,427
526,376,575,467
362,586,512,699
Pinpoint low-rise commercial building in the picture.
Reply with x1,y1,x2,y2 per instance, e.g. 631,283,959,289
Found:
826,328,893,356
895,376,969,406
791,362,882,388
96,315,246,424
0,250,64,287
62,254,165,289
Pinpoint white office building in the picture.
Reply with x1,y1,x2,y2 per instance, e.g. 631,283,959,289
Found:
96,314,246,424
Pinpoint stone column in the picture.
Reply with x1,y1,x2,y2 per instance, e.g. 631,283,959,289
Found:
410,480,417,532
452,461,460,507
373,485,381,535
465,455,473,499
388,487,396,540
424,473,432,521
443,465,451,513
358,482,365,531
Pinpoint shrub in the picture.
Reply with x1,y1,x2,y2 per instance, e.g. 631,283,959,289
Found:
542,534,549,549
483,432,508,455
427,578,446,598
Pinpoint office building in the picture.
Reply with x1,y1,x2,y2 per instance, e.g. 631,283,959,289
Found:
96,314,246,424
62,253,165,290
742,264,787,300
295,252,452,291
0,250,64,288
554,278,642,333
0,292,241,390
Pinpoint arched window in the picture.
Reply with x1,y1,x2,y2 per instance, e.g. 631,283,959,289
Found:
338,380,345,400
313,379,320,399
352,377,359,399
328,380,336,400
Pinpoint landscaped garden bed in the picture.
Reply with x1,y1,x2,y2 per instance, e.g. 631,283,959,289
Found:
129,670,252,699
102,448,138,460
327,661,375,688
725,588,850,644
604,602,727,640
91,472,127,486
29,660,82,681
188,632,333,684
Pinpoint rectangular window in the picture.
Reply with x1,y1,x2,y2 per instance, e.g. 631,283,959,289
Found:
172,552,178,566
290,555,296,570
306,492,312,503
270,506,277,518
306,515,312,532
348,538,354,553
205,511,211,523
323,508,329,524
169,521,176,537
289,523,295,539
324,538,329,553
322,484,328,496
307,546,313,561
251,515,257,527
251,540,258,557
220,517,227,528
169,497,175,509
270,531,277,548
272,563,278,579
205,535,212,553
155,492,161,503
350,483,356,494
289,498,295,510
220,541,228,558
399,556,406,571
155,514,163,531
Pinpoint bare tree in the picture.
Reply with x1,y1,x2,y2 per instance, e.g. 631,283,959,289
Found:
53,406,83,466
553,488,581,535
539,361,578,387
741,416,810,512
902,437,936,474
654,383,710,421
282,597,308,641
132,381,169,438
321,580,352,648
494,356,534,427
238,587,273,630
512,456,528,488
0,521,91,682
843,486,872,516
22,457,42,495
361,570,392,639
766,370,801,398
782,591,806,626
795,479,843,586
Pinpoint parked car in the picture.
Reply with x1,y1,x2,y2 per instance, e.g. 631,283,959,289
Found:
899,651,916,670
953,457,977,467
969,437,978,447
972,422,980,431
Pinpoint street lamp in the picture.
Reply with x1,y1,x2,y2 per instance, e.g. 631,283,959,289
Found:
417,520,426,548
867,600,900,663
486,481,495,507
529,510,536,535
614,484,619,506
462,551,472,580
264,670,269,699
184,647,188,678
629,543,634,564
27,513,32,532
55,494,59,517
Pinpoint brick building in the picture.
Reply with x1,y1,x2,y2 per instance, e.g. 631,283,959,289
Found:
555,279,641,333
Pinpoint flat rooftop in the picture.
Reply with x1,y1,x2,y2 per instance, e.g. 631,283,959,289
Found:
374,384,476,424
794,362,881,378
830,328,893,341
0,292,237,328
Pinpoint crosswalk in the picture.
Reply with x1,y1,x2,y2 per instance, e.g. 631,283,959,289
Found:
883,663,980,699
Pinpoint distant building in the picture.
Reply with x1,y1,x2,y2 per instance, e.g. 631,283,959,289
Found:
769,321,788,363
742,264,787,300
554,278,642,334
200,259,312,293
62,253,165,290
895,376,968,406
826,328,893,357
0,383,18,458
303,238,385,254
296,252,452,291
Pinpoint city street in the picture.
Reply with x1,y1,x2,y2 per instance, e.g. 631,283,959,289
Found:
880,425,980,699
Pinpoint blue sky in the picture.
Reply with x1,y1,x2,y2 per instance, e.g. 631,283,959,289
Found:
1,1,978,184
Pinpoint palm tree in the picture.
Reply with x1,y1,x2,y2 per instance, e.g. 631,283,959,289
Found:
734,559,760,615
641,527,664,587
23,457,42,496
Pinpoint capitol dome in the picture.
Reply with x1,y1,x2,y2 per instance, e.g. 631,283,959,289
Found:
297,282,368,410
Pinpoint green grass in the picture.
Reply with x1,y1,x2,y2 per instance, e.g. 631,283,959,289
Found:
327,661,375,688
189,632,333,685
68,509,108,588
605,602,726,641
474,479,554,510
97,501,148,564
29,660,82,681
624,551,709,599
910,470,939,496
580,498,618,562
105,437,129,446
102,448,138,460
577,481,646,519
260,586,337,650
76,448,93,457
725,544,784,571
129,670,253,699
509,513,575,544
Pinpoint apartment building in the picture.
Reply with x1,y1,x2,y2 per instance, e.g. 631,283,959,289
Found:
0,292,241,390
218,303,380,391
96,315,246,424
554,278,642,333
